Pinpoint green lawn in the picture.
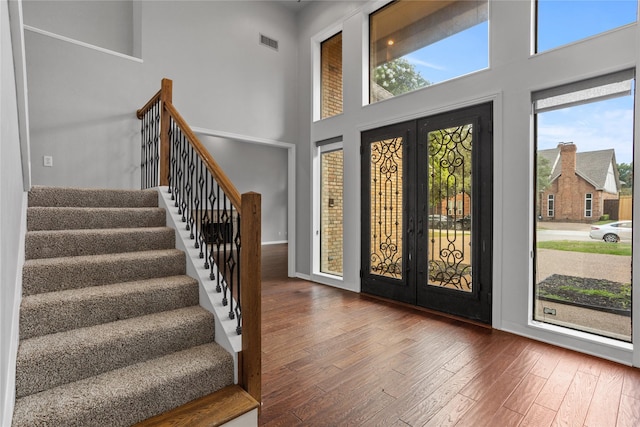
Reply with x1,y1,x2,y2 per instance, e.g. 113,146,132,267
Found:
537,240,632,256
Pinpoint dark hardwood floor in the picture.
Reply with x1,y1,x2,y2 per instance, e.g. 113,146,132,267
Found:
259,244,640,426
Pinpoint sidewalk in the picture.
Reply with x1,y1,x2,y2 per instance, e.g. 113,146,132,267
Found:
537,221,592,231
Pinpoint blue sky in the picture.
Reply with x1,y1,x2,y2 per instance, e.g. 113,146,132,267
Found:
537,0,637,164
399,0,637,165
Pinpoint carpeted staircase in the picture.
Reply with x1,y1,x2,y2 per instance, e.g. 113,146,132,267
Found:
12,186,234,427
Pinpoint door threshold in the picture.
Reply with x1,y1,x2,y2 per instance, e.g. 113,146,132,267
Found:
360,293,492,330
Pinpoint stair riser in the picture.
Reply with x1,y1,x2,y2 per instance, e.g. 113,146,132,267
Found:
22,250,186,296
19,277,199,340
28,186,159,208
27,207,167,231
12,344,234,427
25,228,175,259
16,308,215,398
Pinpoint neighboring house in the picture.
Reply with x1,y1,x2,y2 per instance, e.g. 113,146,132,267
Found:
538,142,620,222
438,191,471,218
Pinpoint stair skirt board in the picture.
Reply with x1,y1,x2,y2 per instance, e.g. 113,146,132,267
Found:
13,187,238,427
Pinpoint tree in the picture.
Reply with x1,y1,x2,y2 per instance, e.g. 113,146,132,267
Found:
373,58,429,96
536,157,553,218
428,126,473,213
618,162,633,196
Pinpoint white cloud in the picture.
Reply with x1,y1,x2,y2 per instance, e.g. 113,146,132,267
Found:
404,55,446,71
538,102,634,163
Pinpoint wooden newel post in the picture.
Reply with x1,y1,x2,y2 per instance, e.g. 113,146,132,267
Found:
240,192,262,406
159,78,173,186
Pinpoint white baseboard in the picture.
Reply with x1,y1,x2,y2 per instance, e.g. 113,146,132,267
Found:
262,240,287,246
295,273,311,281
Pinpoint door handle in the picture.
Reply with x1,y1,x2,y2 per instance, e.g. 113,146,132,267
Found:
417,217,423,236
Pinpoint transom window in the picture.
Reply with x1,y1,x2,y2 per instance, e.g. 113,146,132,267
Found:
536,0,637,53
369,0,488,103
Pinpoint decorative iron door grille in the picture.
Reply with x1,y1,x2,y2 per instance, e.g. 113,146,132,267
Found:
361,103,493,324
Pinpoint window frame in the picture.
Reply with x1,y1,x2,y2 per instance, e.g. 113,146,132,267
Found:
312,138,345,284
547,194,555,217
534,0,638,55
320,31,344,120
368,0,489,104
585,193,593,218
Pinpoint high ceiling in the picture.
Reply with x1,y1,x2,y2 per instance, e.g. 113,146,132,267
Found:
276,0,310,13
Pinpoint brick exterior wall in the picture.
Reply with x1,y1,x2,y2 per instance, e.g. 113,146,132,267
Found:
321,149,343,275
540,143,618,222
321,32,343,119
439,192,471,217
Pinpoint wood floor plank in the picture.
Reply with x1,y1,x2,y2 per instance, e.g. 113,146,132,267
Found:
622,368,640,400
617,394,640,427
454,373,522,427
257,244,640,427
503,373,547,415
584,365,624,427
551,370,598,427
487,406,523,427
520,403,556,427
503,348,543,379
360,368,454,426
422,393,475,427
535,356,581,411
529,348,562,379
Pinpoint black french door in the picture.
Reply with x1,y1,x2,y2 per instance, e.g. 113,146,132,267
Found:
361,103,493,323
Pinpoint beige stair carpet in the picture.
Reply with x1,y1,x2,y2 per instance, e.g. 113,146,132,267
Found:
12,186,233,427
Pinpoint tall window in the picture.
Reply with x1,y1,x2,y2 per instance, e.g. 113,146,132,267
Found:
369,0,488,103
534,69,634,342
319,141,343,277
585,193,593,218
536,0,637,53
321,32,343,119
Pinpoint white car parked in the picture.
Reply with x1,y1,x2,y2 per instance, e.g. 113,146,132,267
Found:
589,220,632,243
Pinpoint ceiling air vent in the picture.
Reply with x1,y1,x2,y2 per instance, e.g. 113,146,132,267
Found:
260,34,279,51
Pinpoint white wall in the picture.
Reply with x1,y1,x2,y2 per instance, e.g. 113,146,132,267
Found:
23,1,297,241
298,1,639,364
199,135,288,243
1,0,28,424
23,0,135,56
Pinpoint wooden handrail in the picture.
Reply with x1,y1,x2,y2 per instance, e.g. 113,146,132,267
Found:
137,79,261,407
136,89,161,120
164,102,242,209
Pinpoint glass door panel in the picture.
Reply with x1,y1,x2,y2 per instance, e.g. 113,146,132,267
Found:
369,137,404,279
427,125,473,292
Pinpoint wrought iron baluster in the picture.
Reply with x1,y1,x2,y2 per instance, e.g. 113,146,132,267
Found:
186,144,195,238
215,183,223,294
234,214,242,334
152,101,160,187
195,158,206,255
169,119,178,198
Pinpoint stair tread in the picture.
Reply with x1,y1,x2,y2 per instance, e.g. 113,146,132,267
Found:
28,186,159,208
26,226,174,236
24,248,183,266
27,206,167,231
25,227,176,259
22,249,186,296
134,385,259,427
12,343,234,427
16,306,214,397
20,275,199,339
